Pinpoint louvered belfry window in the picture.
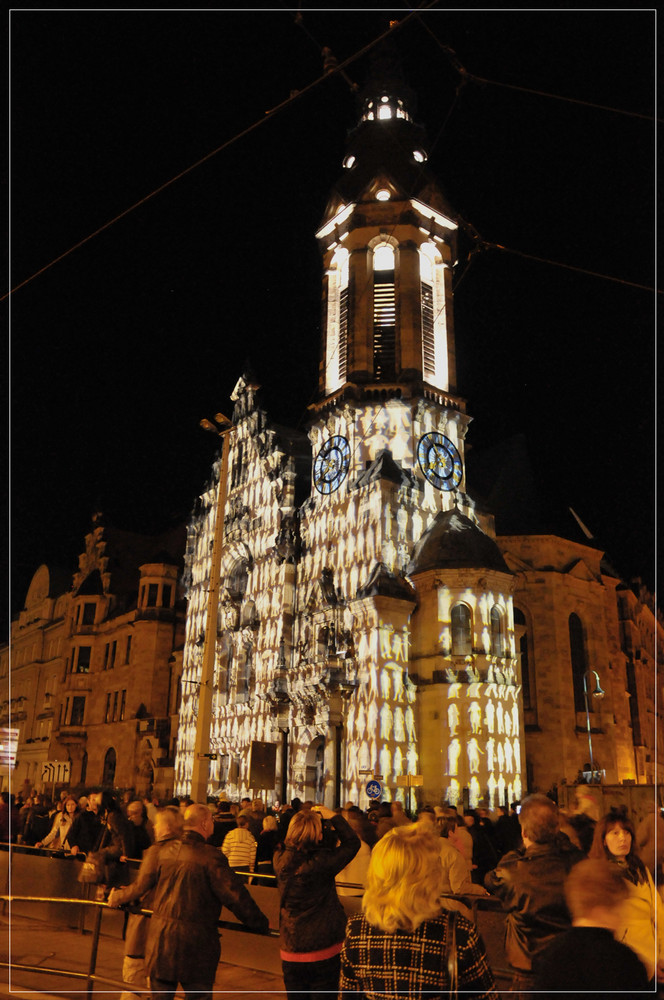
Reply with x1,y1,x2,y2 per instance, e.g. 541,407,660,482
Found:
373,243,396,380
421,281,435,379
338,287,349,383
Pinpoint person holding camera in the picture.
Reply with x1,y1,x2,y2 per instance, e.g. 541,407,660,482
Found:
273,804,359,999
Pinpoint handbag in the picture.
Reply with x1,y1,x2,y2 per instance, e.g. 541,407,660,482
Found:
77,826,111,885
446,909,459,1000
77,851,108,884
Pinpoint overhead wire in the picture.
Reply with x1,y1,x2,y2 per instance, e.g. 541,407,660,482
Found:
4,7,429,304
412,8,657,123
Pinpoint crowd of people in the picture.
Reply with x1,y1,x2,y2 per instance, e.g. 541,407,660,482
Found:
2,785,662,999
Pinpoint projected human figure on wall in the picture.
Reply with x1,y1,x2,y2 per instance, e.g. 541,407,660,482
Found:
468,701,482,733
447,738,461,775
467,737,482,774
448,702,460,735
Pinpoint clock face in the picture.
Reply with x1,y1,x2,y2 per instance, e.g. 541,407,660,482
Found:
417,432,462,491
313,435,351,495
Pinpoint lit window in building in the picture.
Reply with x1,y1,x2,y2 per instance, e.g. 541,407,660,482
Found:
413,149,426,163
343,155,356,169
569,613,588,713
378,105,392,120
373,242,396,380
451,604,472,655
490,606,505,656
376,188,391,201
325,247,349,393
74,646,91,674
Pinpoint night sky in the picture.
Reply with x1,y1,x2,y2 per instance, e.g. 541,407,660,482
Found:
9,10,656,632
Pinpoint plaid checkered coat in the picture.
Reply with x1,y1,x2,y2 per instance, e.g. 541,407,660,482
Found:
339,910,498,999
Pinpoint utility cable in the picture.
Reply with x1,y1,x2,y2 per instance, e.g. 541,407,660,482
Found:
413,11,656,123
469,236,658,294
5,9,428,303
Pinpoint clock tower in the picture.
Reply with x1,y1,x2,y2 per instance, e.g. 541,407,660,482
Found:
175,46,524,811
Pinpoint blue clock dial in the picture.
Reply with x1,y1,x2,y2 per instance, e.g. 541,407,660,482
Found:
417,432,462,491
313,435,351,495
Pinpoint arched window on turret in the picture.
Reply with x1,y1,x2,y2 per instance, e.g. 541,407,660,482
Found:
325,247,349,394
373,242,396,380
451,603,472,656
419,241,449,390
490,606,505,657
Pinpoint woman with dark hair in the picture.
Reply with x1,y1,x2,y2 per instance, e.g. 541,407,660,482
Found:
590,805,664,983
340,823,498,999
273,804,359,999
91,791,135,891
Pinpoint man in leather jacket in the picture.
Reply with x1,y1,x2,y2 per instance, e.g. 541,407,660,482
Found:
109,802,269,999
484,794,583,972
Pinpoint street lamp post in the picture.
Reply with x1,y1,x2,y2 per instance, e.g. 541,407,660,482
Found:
190,414,232,805
582,669,605,783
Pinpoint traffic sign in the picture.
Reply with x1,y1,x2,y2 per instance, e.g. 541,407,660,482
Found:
41,760,71,784
366,779,382,800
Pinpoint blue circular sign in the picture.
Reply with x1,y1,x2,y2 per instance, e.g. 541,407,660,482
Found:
366,780,382,800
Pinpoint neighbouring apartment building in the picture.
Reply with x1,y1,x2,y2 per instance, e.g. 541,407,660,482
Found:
2,514,186,799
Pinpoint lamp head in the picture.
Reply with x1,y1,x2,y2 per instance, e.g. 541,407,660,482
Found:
590,670,605,699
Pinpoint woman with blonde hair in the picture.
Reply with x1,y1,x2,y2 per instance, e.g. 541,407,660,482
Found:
273,804,359,999
340,823,498,999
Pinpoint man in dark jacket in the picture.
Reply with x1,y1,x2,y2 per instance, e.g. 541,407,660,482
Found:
108,802,269,999
484,793,583,972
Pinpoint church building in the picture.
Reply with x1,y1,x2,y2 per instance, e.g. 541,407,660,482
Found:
174,53,658,809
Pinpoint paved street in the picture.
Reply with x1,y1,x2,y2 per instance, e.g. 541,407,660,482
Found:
0,911,286,1000
1,904,512,1000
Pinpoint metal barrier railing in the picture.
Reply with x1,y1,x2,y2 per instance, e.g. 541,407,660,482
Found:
1,893,280,999
1,844,517,991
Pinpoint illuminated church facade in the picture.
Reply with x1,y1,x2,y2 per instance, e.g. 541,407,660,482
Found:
173,57,658,808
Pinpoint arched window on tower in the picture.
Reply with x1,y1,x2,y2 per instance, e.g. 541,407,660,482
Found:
514,607,536,719
569,613,588,714
102,747,116,787
372,243,396,380
451,604,472,656
419,242,449,391
490,606,505,657
325,247,349,394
